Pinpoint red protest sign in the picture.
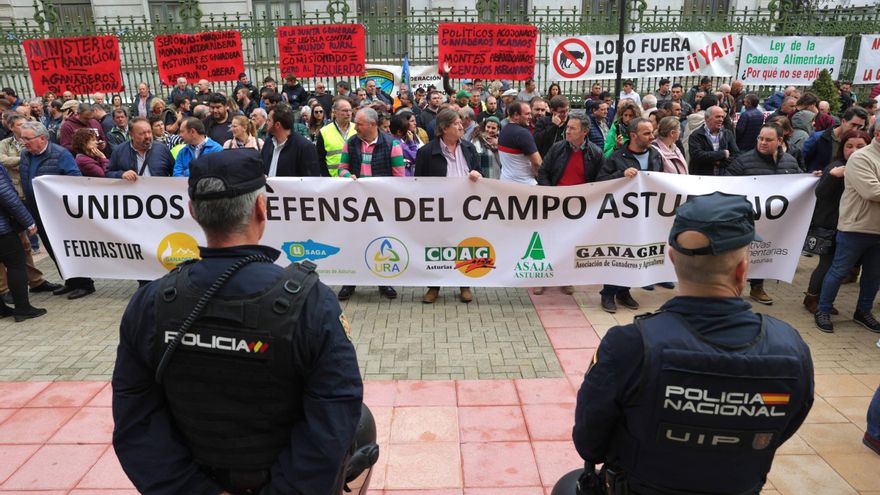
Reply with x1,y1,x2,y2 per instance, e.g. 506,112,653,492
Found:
277,24,365,78
154,31,245,85
24,35,122,95
438,23,537,80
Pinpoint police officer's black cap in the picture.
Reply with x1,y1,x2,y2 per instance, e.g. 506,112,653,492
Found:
669,192,762,256
188,149,267,200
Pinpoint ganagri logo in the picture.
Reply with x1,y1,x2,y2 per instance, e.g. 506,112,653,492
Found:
574,242,666,269
282,240,340,263
365,236,409,278
514,232,553,279
423,236,496,278
157,232,200,270
164,331,268,354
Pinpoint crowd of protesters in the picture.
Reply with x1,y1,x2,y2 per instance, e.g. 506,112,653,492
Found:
0,71,878,332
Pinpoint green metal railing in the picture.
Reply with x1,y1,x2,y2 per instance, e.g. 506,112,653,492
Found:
2,0,879,104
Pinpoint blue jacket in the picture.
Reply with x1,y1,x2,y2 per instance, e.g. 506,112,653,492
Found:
19,142,81,205
172,138,224,177
106,142,174,178
574,297,813,486
735,107,765,151
0,164,34,235
112,245,362,495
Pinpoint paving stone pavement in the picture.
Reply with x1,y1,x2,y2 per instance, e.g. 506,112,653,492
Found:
0,258,562,381
1,253,877,381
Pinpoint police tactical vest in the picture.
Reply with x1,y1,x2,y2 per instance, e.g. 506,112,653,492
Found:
607,311,807,495
320,123,356,177
153,261,319,470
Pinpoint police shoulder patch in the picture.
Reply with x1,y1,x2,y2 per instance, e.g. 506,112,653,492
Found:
339,313,352,341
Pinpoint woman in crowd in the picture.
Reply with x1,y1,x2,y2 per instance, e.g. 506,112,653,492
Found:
111,95,127,116
470,116,501,179
546,83,561,100
803,129,870,314
647,109,667,136
148,116,182,148
0,163,45,321
150,99,176,128
222,114,263,150
603,99,641,157
415,108,482,304
306,105,327,142
378,112,391,134
652,116,688,174
71,128,107,177
390,112,418,175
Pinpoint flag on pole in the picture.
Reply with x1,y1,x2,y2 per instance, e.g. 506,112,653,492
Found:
402,53,411,89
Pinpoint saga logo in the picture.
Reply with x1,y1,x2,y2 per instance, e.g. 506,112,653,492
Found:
282,240,340,263
157,232,200,270
365,236,409,278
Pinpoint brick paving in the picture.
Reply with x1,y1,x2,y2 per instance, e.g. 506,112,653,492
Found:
0,254,878,493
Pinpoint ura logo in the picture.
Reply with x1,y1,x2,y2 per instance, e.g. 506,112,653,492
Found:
365,236,409,278
282,240,340,263
157,232,200,270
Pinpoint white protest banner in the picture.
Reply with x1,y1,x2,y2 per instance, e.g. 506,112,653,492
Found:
737,35,845,86
33,174,815,286
547,32,738,81
408,65,443,93
854,34,880,84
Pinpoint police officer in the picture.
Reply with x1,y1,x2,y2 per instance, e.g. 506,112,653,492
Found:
572,192,814,494
112,149,363,494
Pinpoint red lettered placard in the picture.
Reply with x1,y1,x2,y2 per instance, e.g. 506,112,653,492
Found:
277,24,365,78
154,31,245,85
24,35,122,95
438,23,537,80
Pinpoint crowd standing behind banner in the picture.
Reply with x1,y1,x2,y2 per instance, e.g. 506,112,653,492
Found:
1,26,880,325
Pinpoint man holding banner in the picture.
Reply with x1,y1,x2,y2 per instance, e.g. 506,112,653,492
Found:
18,121,95,299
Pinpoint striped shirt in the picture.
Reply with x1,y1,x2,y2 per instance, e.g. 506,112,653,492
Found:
339,135,406,177
498,123,538,185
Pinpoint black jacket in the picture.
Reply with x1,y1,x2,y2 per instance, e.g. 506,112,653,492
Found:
414,138,479,177
688,126,739,175
811,160,845,230
804,127,834,173
723,148,802,176
537,140,603,186
261,132,322,177
534,115,566,157
598,146,663,181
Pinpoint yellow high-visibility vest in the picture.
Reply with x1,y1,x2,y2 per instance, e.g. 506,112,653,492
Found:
319,122,356,177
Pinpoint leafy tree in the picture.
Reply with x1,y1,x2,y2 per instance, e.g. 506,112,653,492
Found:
810,69,840,115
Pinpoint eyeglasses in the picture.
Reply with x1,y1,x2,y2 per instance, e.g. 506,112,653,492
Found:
314,110,324,114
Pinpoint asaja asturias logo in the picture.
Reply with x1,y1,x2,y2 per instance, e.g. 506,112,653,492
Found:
157,232,200,270
514,232,553,279
282,240,340,263
365,236,409,278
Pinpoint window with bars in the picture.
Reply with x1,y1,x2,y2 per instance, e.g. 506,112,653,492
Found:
56,0,94,24
357,0,408,61
252,0,303,21
148,0,179,22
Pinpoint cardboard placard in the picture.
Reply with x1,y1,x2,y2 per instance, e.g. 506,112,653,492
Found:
438,23,537,80
276,24,366,78
24,35,123,95
154,31,245,85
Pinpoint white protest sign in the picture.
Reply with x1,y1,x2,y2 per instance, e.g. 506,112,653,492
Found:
737,35,845,86
408,65,443,93
34,174,816,286
547,32,739,81
854,34,880,84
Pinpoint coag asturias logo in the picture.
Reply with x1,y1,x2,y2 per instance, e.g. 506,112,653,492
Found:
424,237,496,278
157,232,200,270
282,240,340,263
365,236,409,278
514,232,553,279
